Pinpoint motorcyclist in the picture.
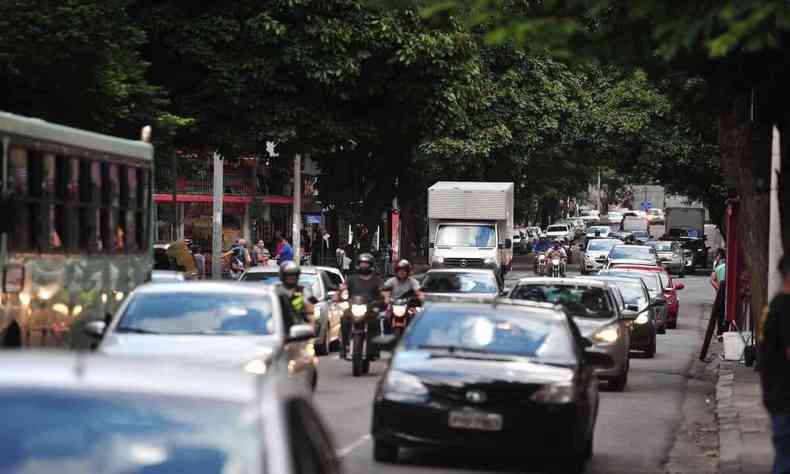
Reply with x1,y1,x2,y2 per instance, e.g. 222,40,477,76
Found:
533,237,554,274
275,261,316,329
382,259,425,304
547,241,567,277
338,253,384,359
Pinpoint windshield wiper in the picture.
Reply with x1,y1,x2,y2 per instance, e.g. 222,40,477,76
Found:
114,327,159,334
416,344,488,354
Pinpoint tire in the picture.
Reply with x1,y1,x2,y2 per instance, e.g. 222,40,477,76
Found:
645,336,656,358
584,431,594,460
363,358,370,375
310,370,318,392
667,319,677,330
373,440,399,463
609,360,628,391
658,324,667,334
315,328,329,356
352,334,364,377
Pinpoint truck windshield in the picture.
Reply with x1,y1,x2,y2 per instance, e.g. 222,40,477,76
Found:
436,225,496,248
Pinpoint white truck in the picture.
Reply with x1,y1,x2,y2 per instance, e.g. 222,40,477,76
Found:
665,207,706,238
428,182,514,279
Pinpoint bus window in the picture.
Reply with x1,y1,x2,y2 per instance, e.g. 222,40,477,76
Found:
124,167,138,251
79,161,102,252
8,147,32,250
136,169,149,250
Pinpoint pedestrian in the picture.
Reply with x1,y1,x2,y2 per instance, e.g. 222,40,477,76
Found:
760,255,790,474
192,245,205,279
711,255,727,335
276,234,294,264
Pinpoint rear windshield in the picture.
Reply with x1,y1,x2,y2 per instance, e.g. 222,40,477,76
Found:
0,389,260,474
546,225,567,232
652,242,674,252
510,284,614,319
586,240,618,251
599,271,660,292
422,272,498,294
609,246,653,260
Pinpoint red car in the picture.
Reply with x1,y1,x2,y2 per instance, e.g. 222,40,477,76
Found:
612,264,685,329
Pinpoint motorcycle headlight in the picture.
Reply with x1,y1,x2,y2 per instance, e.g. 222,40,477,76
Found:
341,290,349,300
382,370,429,403
392,305,407,317
339,301,350,310
351,304,368,319
635,313,649,325
529,382,575,404
551,258,560,265
538,255,546,261
593,324,620,343
243,359,267,375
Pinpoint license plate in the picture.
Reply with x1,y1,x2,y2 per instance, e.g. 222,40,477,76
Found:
448,411,503,431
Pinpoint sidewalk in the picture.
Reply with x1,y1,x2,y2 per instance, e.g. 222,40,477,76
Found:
704,309,774,473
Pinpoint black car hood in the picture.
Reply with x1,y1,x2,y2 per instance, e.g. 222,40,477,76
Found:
391,350,574,387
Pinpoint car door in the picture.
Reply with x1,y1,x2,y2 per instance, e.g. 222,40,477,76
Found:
286,398,342,474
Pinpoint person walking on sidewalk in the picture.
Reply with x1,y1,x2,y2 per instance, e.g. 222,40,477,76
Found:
760,255,790,474
711,255,727,335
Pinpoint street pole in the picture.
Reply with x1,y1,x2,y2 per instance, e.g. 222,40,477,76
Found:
211,151,224,279
597,169,602,213
767,126,782,299
292,153,302,263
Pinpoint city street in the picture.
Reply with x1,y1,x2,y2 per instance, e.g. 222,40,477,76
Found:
313,266,716,474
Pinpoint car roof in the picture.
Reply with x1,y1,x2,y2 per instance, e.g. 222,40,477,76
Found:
244,266,319,274
584,275,647,288
515,277,609,288
612,264,666,273
612,244,652,250
422,300,566,321
0,352,259,403
133,281,277,295
425,268,496,275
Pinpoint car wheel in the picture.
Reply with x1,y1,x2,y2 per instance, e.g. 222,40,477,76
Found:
373,440,399,463
667,318,677,329
315,329,329,356
658,324,667,334
310,370,318,392
584,432,594,460
645,336,656,358
552,455,586,474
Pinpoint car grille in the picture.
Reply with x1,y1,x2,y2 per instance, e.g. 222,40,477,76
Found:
443,258,486,268
595,256,608,262
425,382,540,406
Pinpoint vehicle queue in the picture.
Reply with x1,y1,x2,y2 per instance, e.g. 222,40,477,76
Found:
0,114,698,474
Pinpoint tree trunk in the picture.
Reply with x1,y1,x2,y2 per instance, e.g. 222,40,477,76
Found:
718,113,771,323
778,116,790,259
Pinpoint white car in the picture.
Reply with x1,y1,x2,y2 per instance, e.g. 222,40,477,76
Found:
585,225,612,239
544,224,574,242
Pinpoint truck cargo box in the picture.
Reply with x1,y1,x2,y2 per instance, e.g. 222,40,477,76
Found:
428,182,514,221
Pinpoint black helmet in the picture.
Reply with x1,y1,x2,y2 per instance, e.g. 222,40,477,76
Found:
395,259,412,273
357,253,375,275
279,261,301,288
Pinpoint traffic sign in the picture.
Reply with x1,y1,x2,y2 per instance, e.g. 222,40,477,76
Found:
640,201,651,211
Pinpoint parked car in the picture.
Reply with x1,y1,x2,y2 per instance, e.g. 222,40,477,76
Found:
88,282,319,391
647,240,685,276
606,244,659,268
371,300,612,472
579,238,622,275
421,268,502,301
241,266,343,355
597,269,669,333
608,264,685,329
507,278,632,391
588,275,658,357
545,224,574,242
0,352,340,474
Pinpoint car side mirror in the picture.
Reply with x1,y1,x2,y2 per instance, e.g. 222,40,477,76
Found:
286,324,315,343
626,304,640,312
673,282,685,290
585,350,615,370
84,320,107,339
620,309,638,321
372,334,398,351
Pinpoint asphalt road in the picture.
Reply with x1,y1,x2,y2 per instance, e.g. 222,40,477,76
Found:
313,265,716,474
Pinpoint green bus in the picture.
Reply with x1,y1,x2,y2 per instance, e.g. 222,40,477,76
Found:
0,112,153,348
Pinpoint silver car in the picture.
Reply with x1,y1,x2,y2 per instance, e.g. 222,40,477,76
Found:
88,282,318,391
421,268,502,302
0,352,340,474
508,277,633,391
241,266,343,356
579,238,622,275
648,240,685,276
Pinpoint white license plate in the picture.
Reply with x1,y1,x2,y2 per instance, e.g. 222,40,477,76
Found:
448,411,503,431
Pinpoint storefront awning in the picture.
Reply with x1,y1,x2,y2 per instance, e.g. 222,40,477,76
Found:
153,194,294,205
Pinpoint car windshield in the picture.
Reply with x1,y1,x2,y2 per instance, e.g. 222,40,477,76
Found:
587,226,609,234
632,231,649,238
241,272,322,297
0,389,260,474
651,242,674,252
586,240,618,251
546,225,567,233
436,225,496,248
609,246,653,260
509,284,614,319
403,307,574,361
599,271,660,292
611,282,649,308
422,272,498,294
118,292,275,335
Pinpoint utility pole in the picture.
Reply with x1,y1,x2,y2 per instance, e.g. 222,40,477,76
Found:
597,169,602,213
767,126,782,299
211,151,224,279
292,153,302,263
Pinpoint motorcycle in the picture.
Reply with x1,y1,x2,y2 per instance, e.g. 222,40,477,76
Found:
549,257,564,278
347,295,383,377
388,289,421,338
535,253,547,276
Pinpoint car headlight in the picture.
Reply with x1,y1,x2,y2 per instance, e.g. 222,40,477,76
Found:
529,382,575,404
432,256,444,264
635,313,649,325
244,359,267,375
593,324,620,343
382,370,429,403
351,304,367,320
392,305,407,317
483,258,495,265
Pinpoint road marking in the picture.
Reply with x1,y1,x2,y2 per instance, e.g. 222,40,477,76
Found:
336,434,371,458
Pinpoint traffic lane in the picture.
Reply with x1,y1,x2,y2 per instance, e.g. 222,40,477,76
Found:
314,274,713,474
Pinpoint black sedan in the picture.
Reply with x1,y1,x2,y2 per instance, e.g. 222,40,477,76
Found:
371,300,613,473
